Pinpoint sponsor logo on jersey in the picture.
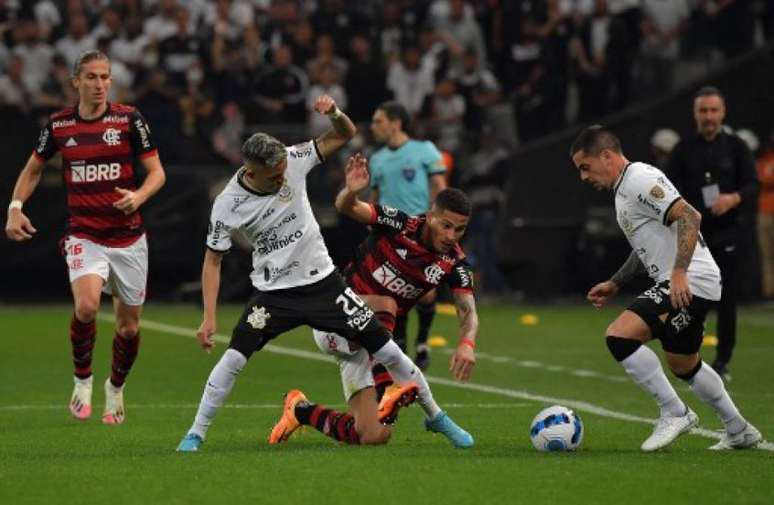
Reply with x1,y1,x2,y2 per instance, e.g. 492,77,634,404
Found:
424,263,445,285
52,119,76,129
65,137,78,147
134,119,151,149
637,194,662,216
103,115,129,124
376,216,401,229
102,128,121,146
277,183,293,202
209,220,226,245
261,207,276,220
372,262,423,299
254,212,297,242
256,230,304,255
649,185,665,199
383,205,399,217
231,195,250,212
265,261,300,282
247,306,271,329
289,144,313,158
455,265,471,287
70,161,122,183
37,128,50,153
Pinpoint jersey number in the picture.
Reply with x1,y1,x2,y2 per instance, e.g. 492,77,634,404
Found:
336,287,365,316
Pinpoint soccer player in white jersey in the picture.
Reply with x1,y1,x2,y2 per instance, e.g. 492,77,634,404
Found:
571,125,762,451
176,96,459,451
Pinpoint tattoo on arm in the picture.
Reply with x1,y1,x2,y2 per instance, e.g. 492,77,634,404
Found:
453,291,479,340
610,250,646,287
674,205,701,270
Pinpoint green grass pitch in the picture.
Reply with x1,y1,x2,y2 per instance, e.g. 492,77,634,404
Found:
1,303,772,505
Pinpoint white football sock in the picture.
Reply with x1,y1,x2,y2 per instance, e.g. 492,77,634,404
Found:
372,339,442,419
621,345,687,418
189,348,247,439
688,361,746,434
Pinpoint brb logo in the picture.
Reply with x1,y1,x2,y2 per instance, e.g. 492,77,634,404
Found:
71,162,122,183
102,128,121,146
372,262,423,299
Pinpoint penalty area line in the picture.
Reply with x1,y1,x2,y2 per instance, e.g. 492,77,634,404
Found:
116,314,774,452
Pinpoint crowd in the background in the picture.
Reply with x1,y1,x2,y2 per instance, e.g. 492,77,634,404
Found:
1,0,772,166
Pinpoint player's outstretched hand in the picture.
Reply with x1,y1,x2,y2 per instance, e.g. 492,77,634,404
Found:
113,187,144,214
669,269,692,309
197,319,216,353
313,94,336,115
345,153,370,192
450,343,476,382
587,280,618,309
5,210,37,241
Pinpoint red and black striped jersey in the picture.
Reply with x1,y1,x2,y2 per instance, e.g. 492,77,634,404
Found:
32,102,158,247
343,204,474,315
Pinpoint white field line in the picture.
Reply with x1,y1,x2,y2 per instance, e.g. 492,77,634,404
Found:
96,315,774,452
0,402,530,412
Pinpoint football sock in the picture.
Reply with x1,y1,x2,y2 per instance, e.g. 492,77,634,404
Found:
616,341,687,418
295,402,360,444
393,314,408,352
371,363,393,402
70,313,96,379
110,331,140,388
415,302,435,347
686,361,746,434
189,348,247,439
372,339,442,419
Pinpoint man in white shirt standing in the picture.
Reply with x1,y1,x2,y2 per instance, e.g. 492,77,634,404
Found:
570,125,762,451
176,95,461,451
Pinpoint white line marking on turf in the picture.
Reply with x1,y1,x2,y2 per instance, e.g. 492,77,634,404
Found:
115,315,774,452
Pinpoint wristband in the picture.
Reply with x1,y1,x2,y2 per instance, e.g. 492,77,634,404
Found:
327,106,342,120
8,200,23,211
459,337,476,349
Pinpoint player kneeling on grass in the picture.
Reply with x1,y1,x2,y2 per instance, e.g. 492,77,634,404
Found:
268,155,478,448
571,125,762,451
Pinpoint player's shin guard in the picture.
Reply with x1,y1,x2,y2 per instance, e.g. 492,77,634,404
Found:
110,332,140,387
608,336,687,418
415,302,435,346
683,361,746,434
189,348,247,439
372,339,442,419
70,314,96,379
295,403,360,444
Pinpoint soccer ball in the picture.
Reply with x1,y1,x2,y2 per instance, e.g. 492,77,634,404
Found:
529,405,584,452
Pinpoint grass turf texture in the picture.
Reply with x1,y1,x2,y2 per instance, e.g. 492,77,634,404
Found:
1,303,772,505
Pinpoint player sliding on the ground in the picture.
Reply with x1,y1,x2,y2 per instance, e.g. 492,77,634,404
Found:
571,125,762,451
5,50,166,425
176,96,469,452
268,154,477,447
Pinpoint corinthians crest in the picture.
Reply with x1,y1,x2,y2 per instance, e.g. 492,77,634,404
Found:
277,183,293,202
247,306,271,329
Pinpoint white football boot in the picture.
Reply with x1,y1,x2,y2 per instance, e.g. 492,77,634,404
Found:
641,408,698,452
709,423,762,450
69,375,93,420
102,378,125,425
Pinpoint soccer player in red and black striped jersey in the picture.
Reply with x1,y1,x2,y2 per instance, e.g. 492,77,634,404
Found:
4,50,166,425
270,154,478,448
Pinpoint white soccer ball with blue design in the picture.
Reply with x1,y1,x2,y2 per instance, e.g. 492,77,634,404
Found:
530,405,584,452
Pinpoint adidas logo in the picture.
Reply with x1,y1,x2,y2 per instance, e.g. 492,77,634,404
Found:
65,137,78,147
396,248,408,259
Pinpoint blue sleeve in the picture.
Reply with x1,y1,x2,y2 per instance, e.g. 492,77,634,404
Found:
423,141,446,176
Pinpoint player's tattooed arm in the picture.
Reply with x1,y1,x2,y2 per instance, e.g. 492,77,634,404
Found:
610,250,646,288
453,290,479,342
667,198,702,271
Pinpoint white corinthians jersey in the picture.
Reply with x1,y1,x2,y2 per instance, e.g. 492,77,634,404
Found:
614,162,721,301
206,140,335,291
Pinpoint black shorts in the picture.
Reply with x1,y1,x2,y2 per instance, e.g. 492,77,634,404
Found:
627,281,715,355
229,271,389,358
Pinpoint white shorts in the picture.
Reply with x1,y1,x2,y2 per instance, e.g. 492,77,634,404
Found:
313,329,374,402
63,234,148,306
